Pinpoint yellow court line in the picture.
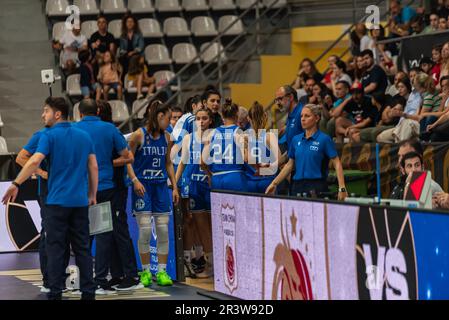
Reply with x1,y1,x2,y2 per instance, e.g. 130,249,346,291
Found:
16,275,43,282
0,269,42,276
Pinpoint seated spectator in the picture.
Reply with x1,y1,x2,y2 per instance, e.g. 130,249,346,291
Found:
438,0,449,19
325,80,352,137
237,107,251,131
293,58,323,90
333,86,376,143
350,55,366,85
118,14,144,80
422,12,439,34
418,72,442,132
377,41,396,76
308,83,334,133
419,57,435,76
97,50,123,101
387,0,417,37
410,15,425,35
364,26,386,62
361,49,388,95
350,23,367,57
322,55,340,88
391,151,443,203
298,77,316,105
408,66,423,85
425,76,449,141
329,60,352,96
386,71,407,96
440,42,449,79
438,16,448,30
53,26,88,74
90,15,116,60
376,76,423,143
431,44,442,86
78,50,100,99
127,54,155,100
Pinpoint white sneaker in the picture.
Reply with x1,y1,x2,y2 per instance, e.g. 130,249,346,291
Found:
95,287,115,295
40,286,50,293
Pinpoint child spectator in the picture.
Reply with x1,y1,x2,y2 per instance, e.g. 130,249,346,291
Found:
97,50,123,101
78,50,100,99
127,54,156,100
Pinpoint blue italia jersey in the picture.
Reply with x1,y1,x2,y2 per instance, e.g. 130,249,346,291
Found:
188,133,208,185
245,130,275,180
133,127,168,183
209,125,244,173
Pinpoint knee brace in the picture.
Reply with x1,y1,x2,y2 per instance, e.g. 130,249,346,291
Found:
154,215,169,256
136,215,152,254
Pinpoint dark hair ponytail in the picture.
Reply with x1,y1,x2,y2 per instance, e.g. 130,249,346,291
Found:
222,98,239,120
146,100,170,135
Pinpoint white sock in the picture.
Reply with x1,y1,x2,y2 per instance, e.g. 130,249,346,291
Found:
195,245,204,258
158,264,167,272
142,264,151,272
184,250,192,263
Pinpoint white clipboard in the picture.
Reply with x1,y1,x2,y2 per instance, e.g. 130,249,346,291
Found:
88,201,113,236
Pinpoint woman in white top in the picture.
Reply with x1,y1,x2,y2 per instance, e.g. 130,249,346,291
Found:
330,60,353,96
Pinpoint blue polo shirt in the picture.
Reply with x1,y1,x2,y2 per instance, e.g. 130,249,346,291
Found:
284,102,304,149
74,116,128,191
23,127,49,197
288,130,338,181
36,122,96,207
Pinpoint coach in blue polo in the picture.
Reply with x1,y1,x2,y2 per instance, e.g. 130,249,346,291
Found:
2,97,98,300
75,99,137,293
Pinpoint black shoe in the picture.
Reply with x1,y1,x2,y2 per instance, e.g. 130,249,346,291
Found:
108,277,123,289
115,277,144,291
95,283,115,295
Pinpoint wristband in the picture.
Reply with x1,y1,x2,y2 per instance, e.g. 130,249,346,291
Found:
132,177,138,183
12,181,20,188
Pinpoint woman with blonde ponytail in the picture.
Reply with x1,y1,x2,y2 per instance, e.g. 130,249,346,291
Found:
418,72,444,132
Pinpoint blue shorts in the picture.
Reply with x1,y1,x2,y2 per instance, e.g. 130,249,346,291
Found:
189,182,211,213
81,83,99,97
132,181,171,215
246,176,274,194
106,82,121,91
211,171,247,192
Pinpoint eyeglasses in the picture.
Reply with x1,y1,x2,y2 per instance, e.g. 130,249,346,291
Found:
275,94,290,103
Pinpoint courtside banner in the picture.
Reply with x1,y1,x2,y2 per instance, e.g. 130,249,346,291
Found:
211,192,449,300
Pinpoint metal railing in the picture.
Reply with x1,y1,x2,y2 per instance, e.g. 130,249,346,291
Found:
118,0,289,130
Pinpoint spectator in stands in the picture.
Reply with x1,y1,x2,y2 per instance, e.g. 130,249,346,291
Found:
329,60,352,96
377,40,395,77
322,55,340,88
97,50,123,101
127,54,155,100
334,85,376,143
351,55,366,85
420,57,435,76
237,107,251,131
431,44,442,86
309,83,334,134
410,15,425,35
438,16,448,30
388,0,417,37
362,26,385,62
386,71,407,96
89,15,116,63
119,14,144,80
298,77,316,105
439,42,449,79
418,72,442,131
425,76,449,141
78,50,100,100
361,49,388,95
409,66,423,85
377,75,423,143
438,0,449,19
53,26,88,75
294,58,323,88
326,80,352,137
350,23,367,57
422,12,439,33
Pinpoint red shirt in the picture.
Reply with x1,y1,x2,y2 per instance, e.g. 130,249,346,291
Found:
432,63,441,85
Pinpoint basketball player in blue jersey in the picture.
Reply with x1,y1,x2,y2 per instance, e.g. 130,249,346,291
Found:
245,102,280,193
202,99,247,192
127,100,180,287
176,107,214,278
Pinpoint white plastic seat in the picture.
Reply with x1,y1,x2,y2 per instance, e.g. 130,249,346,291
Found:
145,44,172,65
73,0,100,15
81,20,98,39
263,0,287,8
219,15,244,36
46,0,70,17
163,17,191,37
172,43,199,64
155,0,182,12
72,102,81,122
67,74,82,97
139,19,163,38
182,0,209,11
132,99,149,119
154,71,178,91
52,22,67,41
109,100,130,122
124,74,149,94
108,19,122,39
210,0,236,11
236,0,262,9
128,0,155,13
191,16,218,37
201,42,227,63
100,0,127,14
0,136,9,154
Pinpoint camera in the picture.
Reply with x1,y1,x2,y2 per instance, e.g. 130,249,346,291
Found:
41,69,55,85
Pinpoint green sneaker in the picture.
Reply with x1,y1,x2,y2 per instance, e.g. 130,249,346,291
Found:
156,270,173,286
139,270,152,287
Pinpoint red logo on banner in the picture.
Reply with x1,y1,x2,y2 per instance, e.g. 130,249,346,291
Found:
226,244,235,284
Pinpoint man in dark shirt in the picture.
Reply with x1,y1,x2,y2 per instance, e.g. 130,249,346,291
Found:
89,15,116,60
361,49,388,95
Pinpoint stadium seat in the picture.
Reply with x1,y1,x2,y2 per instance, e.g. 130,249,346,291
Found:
155,0,182,12
128,0,155,14
154,70,178,91
219,15,244,36
52,22,67,41
145,44,172,65
200,42,227,63
100,0,127,14
73,0,100,15
124,74,149,94
163,17,191,37
46,0,70,17
81,20,98,38
108,19,122,39
263,0,287,8
132,99,149,119
172,43,200,64
182,0,209,12
139,19,164,38
66,74,82,97
210,0,236,11
0,137,9,154
72,102,81,121
109,100,130,122
191,16,218,37
236,0,262,9
0,114,4,135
